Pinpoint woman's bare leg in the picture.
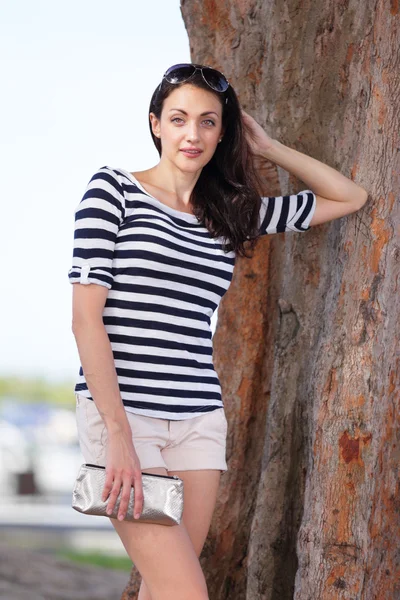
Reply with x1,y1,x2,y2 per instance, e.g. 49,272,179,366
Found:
138,578,152,600
109,466,210,600
137,467,222,600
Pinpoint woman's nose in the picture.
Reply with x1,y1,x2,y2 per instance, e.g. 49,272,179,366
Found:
186,125,200,141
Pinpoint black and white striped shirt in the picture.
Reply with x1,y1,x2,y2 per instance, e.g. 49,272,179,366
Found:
68,166,316,419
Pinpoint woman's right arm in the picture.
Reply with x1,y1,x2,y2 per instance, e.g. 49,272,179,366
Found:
69,166,143,521
72,282,144,521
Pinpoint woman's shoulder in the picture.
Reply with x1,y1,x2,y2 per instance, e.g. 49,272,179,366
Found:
90,165,131,197
83,166,127,217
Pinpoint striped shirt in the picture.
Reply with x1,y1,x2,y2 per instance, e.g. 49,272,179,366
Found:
68,165,316,419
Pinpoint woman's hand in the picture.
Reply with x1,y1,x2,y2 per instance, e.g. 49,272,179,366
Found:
241,108,275,157
101,429,144,521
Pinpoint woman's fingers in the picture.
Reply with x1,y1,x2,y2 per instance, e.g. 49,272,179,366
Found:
132,472,144,520
116,474,132,521
102,468,144,521
102,470,114,503
117,470,144,520
105,474,122,515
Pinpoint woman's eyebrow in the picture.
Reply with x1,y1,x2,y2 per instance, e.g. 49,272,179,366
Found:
168,108,219,117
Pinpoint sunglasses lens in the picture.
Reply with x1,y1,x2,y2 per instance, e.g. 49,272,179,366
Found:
162,63,229,93
164,64,195,84
202,67,229,92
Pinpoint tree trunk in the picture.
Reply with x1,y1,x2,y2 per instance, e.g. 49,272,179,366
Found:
123,1,399,597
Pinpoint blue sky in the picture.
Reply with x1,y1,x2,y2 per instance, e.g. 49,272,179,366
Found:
0,1,215,382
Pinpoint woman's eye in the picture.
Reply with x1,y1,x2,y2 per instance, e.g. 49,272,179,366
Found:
171,118,215,126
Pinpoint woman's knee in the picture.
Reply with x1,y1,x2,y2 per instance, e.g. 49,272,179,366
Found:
109,518,208,599
139,578,209,600
151,587,209,600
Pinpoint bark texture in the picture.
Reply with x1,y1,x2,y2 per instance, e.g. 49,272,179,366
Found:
124,0,399,598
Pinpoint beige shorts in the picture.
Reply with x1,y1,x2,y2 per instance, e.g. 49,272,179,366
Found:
75,393,228,473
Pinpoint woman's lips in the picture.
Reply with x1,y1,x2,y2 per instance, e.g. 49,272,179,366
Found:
180,149,203,158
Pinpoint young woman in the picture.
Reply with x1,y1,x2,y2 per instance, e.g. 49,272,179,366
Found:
69,63,368,600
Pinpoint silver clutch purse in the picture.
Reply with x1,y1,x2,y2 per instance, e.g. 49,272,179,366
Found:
72,463,184,525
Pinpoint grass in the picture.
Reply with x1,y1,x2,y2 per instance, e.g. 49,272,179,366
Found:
0,375,77,408
56,549,134,572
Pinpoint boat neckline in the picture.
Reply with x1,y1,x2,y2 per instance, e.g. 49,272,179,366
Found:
116,167,199,222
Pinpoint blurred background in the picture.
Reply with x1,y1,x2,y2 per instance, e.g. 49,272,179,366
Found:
0,0,213,573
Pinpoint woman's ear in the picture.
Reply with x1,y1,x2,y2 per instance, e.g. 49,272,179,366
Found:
149,112,160,138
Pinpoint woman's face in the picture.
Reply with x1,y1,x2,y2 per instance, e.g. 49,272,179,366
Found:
150,84,224,172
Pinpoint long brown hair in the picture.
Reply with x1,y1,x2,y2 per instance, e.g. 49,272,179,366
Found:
148,64,264,258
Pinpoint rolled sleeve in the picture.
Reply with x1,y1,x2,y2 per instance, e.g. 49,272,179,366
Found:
68,166,125,289
258,189,317,234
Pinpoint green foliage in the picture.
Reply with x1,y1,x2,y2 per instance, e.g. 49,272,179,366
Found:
55,549,133,571
0,375,76,408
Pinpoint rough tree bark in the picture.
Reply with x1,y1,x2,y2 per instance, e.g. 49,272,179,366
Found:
123,1,399,598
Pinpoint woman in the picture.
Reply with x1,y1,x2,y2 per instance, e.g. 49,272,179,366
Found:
69,63,368,600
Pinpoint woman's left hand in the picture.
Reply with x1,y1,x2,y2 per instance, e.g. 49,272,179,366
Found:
241,108,275,156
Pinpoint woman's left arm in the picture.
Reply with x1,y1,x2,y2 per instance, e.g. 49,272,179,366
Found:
241,109,369,227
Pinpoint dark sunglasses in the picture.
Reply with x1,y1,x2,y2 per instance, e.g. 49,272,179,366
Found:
159,63,230,95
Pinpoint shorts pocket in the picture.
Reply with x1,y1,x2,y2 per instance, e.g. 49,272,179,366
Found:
75,393,107,462
217,407,228,434
205,407,227,438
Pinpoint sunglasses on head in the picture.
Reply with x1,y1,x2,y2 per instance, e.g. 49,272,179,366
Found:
159,63,230,99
